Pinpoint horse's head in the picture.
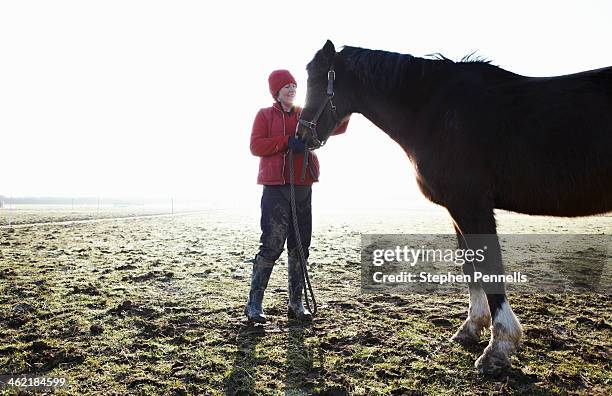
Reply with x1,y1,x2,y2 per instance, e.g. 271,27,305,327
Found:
298,40,351,150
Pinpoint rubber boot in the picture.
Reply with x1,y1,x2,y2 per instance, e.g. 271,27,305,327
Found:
244,255,275,324
287,255,313,322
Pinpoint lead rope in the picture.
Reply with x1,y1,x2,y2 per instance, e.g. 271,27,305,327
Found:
288,148,318,316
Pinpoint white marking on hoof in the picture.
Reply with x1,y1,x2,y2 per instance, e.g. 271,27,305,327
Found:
475,342,512,374
451,287,491,345
475,301,522,374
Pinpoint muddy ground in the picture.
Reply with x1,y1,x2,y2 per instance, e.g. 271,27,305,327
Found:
0,207,610,395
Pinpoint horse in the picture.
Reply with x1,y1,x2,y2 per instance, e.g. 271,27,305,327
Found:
297,40,612,374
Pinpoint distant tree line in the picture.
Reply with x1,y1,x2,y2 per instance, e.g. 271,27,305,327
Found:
0,196,167,206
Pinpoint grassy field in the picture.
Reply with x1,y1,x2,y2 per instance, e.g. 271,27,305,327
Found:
0,207,610,395
0,204,180,226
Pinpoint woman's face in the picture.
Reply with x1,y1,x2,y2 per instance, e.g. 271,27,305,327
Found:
276,83,297,106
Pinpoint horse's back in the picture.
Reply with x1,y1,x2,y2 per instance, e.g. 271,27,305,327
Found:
450,66,612,216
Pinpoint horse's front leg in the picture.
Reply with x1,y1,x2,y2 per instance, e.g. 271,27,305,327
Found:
448,209,522,374
451,225,491,345
451,284,491,345
476,294,522,374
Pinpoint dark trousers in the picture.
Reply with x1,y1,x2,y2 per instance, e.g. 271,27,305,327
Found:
258,184,312,262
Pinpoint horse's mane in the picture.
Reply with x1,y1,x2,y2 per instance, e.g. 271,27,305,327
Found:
339,46,506,96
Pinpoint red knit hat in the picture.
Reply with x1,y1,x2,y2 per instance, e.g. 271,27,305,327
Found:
268,69,297,98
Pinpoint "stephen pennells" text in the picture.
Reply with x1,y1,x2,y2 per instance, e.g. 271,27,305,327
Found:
371,271,528,284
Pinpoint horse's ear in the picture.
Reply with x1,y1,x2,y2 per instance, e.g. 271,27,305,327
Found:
322,40,335,58
312,40,336,70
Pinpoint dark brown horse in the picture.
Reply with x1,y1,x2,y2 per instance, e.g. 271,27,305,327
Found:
297,40,612,373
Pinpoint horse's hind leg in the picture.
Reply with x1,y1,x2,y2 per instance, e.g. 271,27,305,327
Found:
448,208,522,374
450,225,491,345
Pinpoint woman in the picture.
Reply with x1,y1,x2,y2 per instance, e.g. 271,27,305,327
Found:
246,69,348,323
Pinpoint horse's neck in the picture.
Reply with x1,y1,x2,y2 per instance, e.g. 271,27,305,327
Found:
350,61,461,158
355,93,406,139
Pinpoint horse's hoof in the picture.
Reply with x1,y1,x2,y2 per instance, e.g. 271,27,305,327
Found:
474,348,511,375
450,323,481,347
451,332,479,347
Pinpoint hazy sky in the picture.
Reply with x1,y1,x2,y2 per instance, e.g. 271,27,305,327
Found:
2,1,611,208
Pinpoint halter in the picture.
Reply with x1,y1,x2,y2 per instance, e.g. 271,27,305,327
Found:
298,66,341,149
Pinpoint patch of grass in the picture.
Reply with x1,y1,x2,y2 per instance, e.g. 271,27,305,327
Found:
1,211,610,394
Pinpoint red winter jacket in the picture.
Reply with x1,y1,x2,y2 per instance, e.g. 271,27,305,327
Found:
250,102,348,185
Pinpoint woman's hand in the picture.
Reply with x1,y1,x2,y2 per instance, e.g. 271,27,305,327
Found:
288,136,306,152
